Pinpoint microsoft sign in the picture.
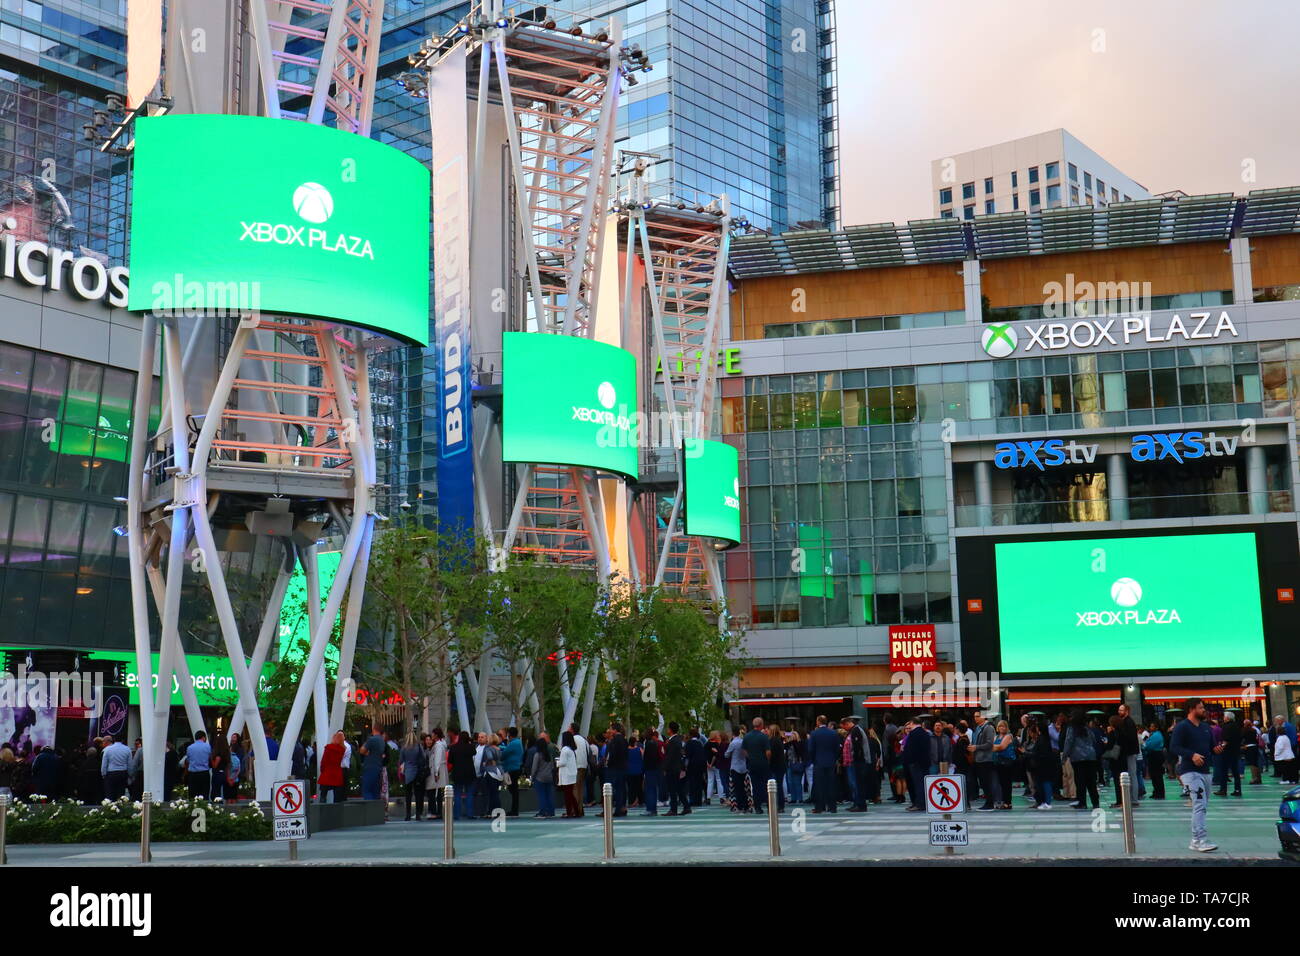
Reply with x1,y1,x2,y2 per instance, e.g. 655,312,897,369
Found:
127,114,431,346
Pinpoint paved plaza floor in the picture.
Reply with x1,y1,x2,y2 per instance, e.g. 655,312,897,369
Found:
6,779,1295,866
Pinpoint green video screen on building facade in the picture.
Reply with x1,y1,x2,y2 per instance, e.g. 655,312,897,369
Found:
502,332,639,480
682,438,740,546
994,532,1267,673
127,114,431,346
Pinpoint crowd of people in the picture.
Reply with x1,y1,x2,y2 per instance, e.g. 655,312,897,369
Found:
3,702,1295,852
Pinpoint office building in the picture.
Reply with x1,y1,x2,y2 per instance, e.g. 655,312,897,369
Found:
932,128,1150,220
723,188,1300,726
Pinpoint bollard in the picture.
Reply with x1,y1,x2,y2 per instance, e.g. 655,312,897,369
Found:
0,792,8,865
767,779,781,857
602,782,614,860
139,791,153,864
443,786,455,860
1119,771,1136,855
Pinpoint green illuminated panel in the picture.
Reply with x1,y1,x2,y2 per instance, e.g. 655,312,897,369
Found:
128,114,431,346
995,533,1266,672
502,332,639,480
683,438,740,545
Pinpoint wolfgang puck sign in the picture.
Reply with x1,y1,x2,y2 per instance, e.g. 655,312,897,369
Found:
889,625,937,671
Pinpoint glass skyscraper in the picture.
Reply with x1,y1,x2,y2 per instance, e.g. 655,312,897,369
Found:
366,0,840,519
0,0,138,650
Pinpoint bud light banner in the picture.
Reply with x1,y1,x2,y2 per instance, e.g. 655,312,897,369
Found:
430,45,474,534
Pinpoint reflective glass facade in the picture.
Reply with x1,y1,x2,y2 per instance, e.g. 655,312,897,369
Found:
0,342,148,647
569,0,839,231
0,0,130,263
722,338,1300,631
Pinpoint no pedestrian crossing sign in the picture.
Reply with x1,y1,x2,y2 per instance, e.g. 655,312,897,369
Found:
273,779,308,842
924,774,965,814
930,820,969,846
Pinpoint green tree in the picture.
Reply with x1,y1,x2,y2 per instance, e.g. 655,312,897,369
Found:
581,581,747,731
484,560,600,734
356,523,493,735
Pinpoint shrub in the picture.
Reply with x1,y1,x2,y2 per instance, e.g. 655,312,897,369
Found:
3,796,273,844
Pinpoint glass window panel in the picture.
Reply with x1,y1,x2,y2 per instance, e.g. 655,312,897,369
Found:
818,387,842,427
0,493,11,565
994,379,1019,417
1149,368,1177,407
1102,371,1126,410
28,353,69,421
793,391,817,428
897,478,921,516
867,386,892,424
1205,365,1233,404
941,383,968,420
871,479,896,515
1048,374,1074,413
1179,367,1207,406
1261,361,1287,401
1,569,40,642
769,393,792,429
0,344,32,415
892,385,917,422
746,394,769,430
797,483,820,519
69,574,108,646
916,384,944,422
1235,365,1262,403
822,484,846,521
63,361,104,426
9,494,50,566
771,487,795,523
1126,370,1151,408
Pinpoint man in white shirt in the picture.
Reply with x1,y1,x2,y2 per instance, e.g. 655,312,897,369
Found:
570,723,588,817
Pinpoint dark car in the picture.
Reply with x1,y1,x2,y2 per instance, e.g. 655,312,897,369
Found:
1277,785,1300,860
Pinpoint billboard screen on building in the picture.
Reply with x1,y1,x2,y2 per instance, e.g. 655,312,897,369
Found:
993,532,1266,673
502,332,639,480
683,438,740,546
127,114,431,346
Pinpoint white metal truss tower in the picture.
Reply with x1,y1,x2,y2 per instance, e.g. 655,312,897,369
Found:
126,0,388,801
247,0,385,132
619,165,733,607
412,2,623,733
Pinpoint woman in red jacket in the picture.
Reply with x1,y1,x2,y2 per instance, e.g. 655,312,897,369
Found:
319,731,346,804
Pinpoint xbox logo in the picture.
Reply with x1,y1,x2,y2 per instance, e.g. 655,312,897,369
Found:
1110,577,1142,607
981,323,1018,358
597,381,616,410
292,182,334,224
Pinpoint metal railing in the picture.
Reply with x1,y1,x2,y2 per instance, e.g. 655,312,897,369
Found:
954,490,1292,528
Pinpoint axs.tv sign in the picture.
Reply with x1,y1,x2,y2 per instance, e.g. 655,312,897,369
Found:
127,114,431,346
995,429,1243,470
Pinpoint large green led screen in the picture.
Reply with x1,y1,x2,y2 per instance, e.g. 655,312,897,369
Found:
502,332,638,480
994,532,1266,673
682,438,740,546
127,114,431,346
